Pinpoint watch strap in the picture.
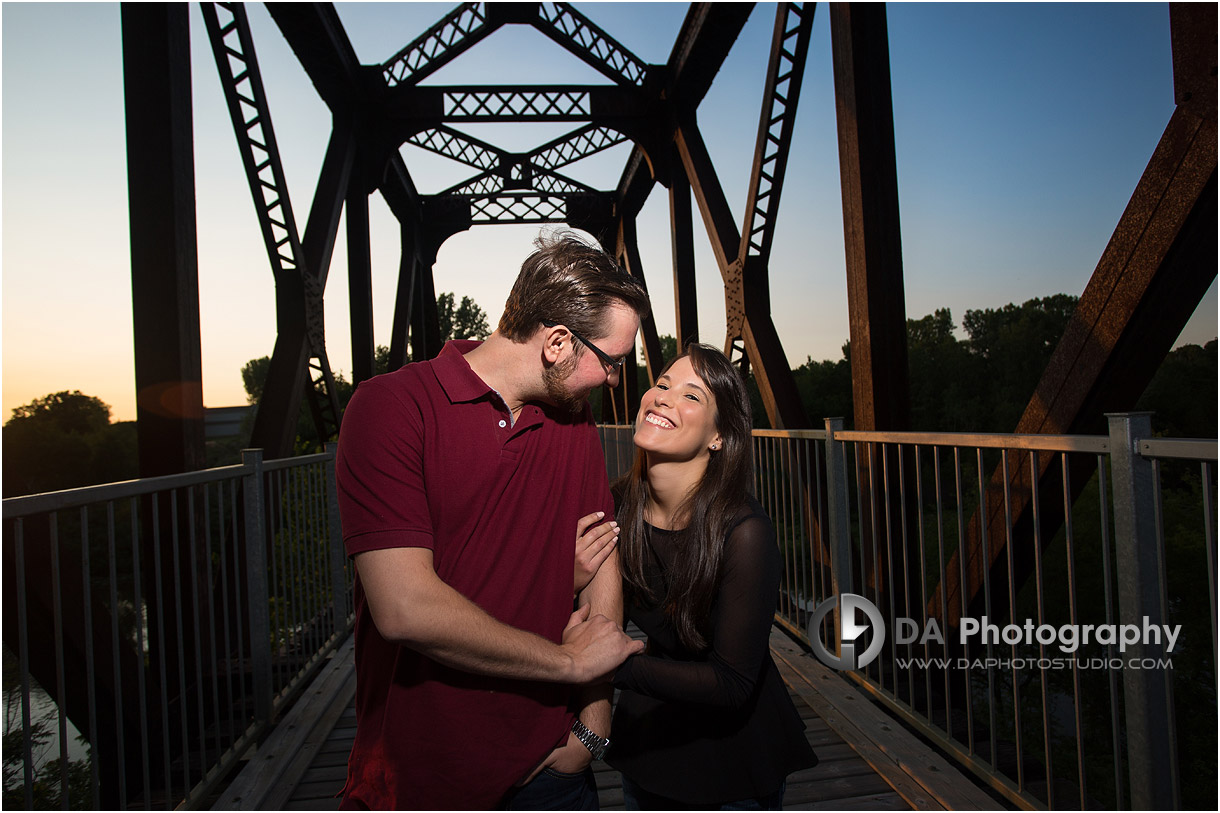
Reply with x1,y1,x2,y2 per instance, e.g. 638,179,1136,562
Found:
571,718,610,760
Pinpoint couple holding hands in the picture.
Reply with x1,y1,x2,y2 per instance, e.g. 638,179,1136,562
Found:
336,233,816,810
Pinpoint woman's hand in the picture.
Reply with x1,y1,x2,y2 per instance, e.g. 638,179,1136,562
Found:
574,511,618,594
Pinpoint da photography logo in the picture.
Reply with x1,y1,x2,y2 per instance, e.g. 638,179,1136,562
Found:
807,593,886,671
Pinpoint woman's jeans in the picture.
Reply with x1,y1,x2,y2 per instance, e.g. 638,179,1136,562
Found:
622,775,785,810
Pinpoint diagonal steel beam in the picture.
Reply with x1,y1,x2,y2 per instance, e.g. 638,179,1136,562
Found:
201,2,343,457
265,3,363,113
531,2,651,87
739,3,815,271
381,3,500,87
933,2,1218,641
675,119,807,429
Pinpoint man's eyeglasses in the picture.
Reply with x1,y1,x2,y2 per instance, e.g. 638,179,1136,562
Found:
542,320,625,373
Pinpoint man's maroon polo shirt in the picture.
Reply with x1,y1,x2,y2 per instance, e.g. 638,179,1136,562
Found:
335,340,615,810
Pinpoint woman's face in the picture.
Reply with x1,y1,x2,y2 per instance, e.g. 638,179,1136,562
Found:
633,356,722,461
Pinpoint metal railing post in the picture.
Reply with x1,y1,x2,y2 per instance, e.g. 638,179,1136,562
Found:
324,442,349,632
824,418,853,652
241,449,273,725
1107,413,1179,809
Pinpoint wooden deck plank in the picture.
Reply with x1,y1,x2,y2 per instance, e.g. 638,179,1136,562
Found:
769,630,1002,811
219,628,1010,810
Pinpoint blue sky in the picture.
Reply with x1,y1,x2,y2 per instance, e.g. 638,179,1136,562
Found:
2,2,1215,422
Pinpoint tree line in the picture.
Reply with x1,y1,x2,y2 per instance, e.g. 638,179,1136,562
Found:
3,293,1214,497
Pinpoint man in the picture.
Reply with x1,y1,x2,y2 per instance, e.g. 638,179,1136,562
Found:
335,233,651,809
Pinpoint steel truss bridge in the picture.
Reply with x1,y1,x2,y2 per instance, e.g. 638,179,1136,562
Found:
7,2,1213,809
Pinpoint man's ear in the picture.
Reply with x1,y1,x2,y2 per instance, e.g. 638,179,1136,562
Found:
541,324,568,364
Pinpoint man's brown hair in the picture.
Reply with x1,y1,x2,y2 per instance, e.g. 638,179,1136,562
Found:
498,231,650,344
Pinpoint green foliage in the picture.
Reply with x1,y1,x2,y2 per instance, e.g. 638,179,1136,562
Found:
437,291,491,342
791,295,1216,438
3,648,94,810
1136,340,1217,438
2,392,137,497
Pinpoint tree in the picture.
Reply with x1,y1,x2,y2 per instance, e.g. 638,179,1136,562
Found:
2,392,136,497
437,292,491,342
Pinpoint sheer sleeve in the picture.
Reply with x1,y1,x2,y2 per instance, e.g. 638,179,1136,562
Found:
614,513,781,709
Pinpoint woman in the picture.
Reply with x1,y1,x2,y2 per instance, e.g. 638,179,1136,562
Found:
579,343,817,809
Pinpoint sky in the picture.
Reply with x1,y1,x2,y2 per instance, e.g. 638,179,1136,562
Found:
2,2,1216,423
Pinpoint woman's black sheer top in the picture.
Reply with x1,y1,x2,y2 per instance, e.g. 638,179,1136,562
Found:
606,496,817,804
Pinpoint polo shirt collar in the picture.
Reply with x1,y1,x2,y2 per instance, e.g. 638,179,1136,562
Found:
433,340,493,405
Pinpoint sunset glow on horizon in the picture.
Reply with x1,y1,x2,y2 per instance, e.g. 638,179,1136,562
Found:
3,2,1215,424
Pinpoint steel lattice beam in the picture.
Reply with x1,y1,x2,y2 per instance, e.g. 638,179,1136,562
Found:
201,2,343,456
530,124,629,170
532,2,650,87
739,3,814,269
381,3,496,87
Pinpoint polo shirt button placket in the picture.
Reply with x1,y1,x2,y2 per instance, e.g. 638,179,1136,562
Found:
498,419,507,428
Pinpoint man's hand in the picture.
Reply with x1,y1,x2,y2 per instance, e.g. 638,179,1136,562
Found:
574,511,618,594
559,605,643,684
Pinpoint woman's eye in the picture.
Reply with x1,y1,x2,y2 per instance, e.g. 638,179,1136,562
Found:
685,393,699,402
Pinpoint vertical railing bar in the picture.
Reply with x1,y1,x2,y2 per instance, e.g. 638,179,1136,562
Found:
291,465,306,683
307,463,323,667
1203,460,1217,671
274,461,285,688
1149,459,1180,808
169,490,191,795
1001,450,1024,794
1061,454,1086,809
1028,450,1054,808
933,447,950,737
897,444,914,706
301,463,315,677
217,482,237,752
283,466,298,688
130,496,151,809
975,448,996,771
16,519,35,810
867,443,883,685
187,487,207,798
813,436,823,627
812,437,824,615
242,449,272,725
202,484,223,770
796,439,810,630
881,444,897,692
952,447,974,753
228,480,246,739
106,502,129,809
317,463,329,648
914,446,931,721
48,513,72,808
149,495,172,801
783,439,797,627
271,468,285,693
852,442,865,598
326,444,349,641
1095,454,1123,809
80,505,101,809
784,439,795,626
1109,414,1176,808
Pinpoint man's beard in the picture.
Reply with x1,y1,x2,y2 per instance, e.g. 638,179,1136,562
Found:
542,352,586,415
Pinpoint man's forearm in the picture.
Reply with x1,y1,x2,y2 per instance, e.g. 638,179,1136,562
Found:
357,547,639,684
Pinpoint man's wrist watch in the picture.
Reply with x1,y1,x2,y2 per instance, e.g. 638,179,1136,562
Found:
571,719,611,760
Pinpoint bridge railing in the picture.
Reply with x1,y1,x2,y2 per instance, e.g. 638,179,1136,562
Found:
2,446,352,810
741,415,1216,811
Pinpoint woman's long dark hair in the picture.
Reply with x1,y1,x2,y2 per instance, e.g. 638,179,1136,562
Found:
616,343,754,651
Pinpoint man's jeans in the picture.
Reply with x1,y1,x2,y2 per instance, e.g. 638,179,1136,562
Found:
501,767,599,810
